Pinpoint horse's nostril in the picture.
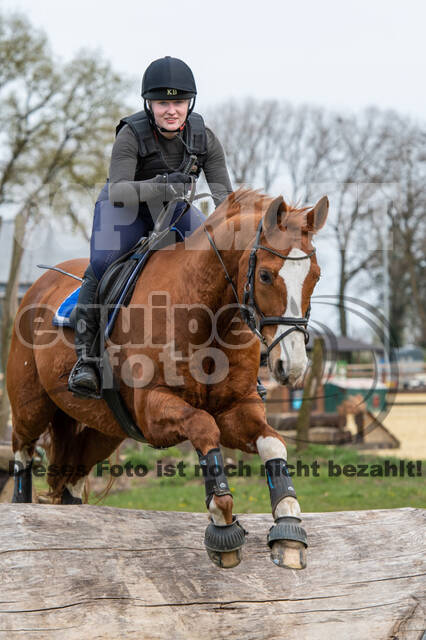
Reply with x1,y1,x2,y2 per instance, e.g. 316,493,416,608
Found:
275,359,287,379
273,360,290,385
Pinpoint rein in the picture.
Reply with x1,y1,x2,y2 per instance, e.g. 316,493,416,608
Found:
201,216,315,359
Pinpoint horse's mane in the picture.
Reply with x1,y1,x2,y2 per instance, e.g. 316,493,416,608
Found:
211,187,310,228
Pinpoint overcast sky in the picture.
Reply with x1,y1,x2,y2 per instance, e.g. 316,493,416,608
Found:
3,0,425,120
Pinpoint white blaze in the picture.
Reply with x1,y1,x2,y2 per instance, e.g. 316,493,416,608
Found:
273,248,310,383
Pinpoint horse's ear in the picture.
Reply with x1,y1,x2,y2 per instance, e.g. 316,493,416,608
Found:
263,196,287,233
305,196,329,232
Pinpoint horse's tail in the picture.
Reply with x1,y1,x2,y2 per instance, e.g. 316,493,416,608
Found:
43,410,85,502
84,450,118,505
45,409,118,504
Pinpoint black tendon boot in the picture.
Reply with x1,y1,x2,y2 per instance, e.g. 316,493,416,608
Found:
68,264,101,398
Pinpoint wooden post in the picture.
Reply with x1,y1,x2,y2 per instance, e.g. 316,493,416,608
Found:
296,338,323,452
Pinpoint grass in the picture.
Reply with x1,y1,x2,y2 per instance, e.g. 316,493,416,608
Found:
90,443,425,513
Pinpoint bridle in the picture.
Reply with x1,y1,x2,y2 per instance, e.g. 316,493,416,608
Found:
202,215,316,360
241,218,315,356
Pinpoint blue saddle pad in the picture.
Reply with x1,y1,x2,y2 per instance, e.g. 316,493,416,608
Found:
52,287,80,328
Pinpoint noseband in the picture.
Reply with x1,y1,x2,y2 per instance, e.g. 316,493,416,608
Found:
202,215,315,358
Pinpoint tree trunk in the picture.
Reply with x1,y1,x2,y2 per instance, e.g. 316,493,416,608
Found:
406,254,426,346
296,338,323,452
0,505,424,639
0,209,27,441
338,251,348,336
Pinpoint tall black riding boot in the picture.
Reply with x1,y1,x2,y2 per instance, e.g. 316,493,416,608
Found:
68,264,101,398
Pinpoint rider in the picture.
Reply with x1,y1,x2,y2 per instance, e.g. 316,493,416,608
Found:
68,56,233,398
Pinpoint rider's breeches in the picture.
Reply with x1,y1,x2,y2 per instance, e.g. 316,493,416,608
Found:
89,182,204,280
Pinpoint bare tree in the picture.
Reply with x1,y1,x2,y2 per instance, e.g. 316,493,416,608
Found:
0,11,131,439
367,115,426,346
388,125,425,346
206,99,425,339
205,98,288,190
284,107,399,336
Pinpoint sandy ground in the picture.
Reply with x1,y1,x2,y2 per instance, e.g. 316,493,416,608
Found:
364,392,426,460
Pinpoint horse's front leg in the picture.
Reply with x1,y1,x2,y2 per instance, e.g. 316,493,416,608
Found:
138,389,247,568
216,398,308,570
257,430,308,569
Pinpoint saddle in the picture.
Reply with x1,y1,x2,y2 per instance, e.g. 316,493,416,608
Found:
53,227,180,330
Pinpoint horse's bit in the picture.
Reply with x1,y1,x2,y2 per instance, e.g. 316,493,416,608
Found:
203,216,315,359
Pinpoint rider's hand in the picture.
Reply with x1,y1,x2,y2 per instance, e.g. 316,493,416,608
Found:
166,172,192,185
151,172,192,200
165,172,192,199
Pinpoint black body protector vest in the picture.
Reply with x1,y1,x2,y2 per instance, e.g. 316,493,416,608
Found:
115,111,208,181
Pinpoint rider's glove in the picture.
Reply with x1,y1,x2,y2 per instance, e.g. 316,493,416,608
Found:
166,172,192,185
163,172,192,199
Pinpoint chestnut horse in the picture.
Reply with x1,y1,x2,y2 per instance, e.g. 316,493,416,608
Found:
7,188,328,569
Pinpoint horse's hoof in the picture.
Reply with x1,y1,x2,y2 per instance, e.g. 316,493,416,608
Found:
267,516,308,570
206,548,243,569
270,540,307,569
61,487,83,504
204,516,247,569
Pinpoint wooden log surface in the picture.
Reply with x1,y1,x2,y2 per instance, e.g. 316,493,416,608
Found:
0,506,424,640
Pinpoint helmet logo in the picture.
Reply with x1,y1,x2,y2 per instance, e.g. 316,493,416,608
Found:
167,89,178,96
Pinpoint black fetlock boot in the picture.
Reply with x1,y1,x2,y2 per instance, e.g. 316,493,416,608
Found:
68,264,101,399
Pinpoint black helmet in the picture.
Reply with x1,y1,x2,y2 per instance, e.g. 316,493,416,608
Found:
141,56,197,100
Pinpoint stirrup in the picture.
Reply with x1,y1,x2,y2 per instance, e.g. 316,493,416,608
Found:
68,359,102,400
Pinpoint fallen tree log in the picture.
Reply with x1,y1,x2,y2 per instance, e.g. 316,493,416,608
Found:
0,506,424,640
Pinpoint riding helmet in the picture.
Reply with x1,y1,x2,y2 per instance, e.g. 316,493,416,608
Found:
141,56,197,100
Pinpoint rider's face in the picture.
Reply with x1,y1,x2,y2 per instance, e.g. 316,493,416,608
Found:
150,100,189,133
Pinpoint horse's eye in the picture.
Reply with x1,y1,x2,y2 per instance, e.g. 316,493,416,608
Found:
259,270,273,285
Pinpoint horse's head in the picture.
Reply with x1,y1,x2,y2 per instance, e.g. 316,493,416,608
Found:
243,195,328,387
